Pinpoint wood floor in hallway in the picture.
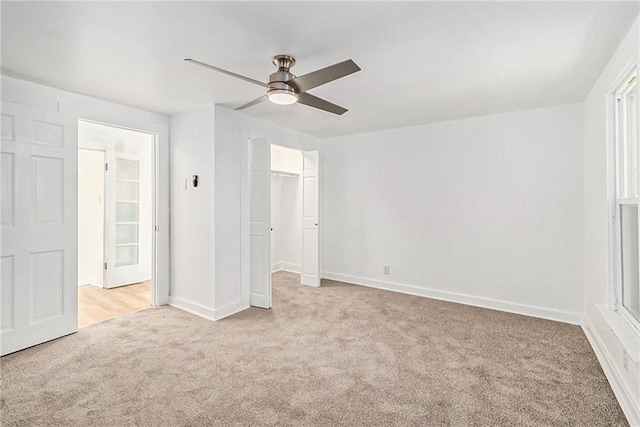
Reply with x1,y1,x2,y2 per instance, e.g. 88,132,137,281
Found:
78,281,152,328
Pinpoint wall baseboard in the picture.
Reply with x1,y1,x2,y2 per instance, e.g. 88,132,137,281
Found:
271,262,281,274
169,296,217,322
169,296,249,322
271,262,301,274
322,271,583,325
214,300,249,320
582,314,640,427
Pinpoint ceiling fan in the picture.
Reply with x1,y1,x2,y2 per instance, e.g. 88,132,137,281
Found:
185,55,361,115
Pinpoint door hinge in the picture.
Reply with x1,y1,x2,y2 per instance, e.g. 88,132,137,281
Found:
155,225,159,232
105,163,109,171
104,262,108,270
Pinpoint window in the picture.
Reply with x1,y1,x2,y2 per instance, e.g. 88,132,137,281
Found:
614,67,640,330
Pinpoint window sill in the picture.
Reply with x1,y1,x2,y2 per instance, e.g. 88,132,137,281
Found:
597,304,640,362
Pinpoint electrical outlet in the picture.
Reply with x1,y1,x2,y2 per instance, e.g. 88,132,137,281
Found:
383,265,390,275
623,351,629,372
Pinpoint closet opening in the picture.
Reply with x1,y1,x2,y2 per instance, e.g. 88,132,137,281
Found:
247,138,319,309
270,144,303,278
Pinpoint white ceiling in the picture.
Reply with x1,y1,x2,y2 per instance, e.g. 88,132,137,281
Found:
2,2,638,138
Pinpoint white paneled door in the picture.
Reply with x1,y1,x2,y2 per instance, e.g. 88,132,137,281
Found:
249,137,271,308
301,151,319,286
0,101,78,356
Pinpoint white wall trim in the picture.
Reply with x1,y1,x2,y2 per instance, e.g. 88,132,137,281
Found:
168,296,218,322
169,296,249,322
322,271,583,325
271,262,301,274
597,304,640,362
582,314,640,427
271,262,282,274
281,262,301,273
214,301,249,320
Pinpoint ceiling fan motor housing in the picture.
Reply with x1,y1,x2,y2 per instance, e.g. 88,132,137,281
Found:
268,55,298,97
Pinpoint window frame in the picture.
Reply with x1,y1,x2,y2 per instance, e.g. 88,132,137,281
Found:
612,64,640,333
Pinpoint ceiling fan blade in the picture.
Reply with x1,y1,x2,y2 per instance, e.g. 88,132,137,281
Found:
298,92,348,115
287,59,361,93
185,58,267,88
235,94,268,110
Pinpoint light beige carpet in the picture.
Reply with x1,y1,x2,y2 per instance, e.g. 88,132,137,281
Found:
1,272,628,426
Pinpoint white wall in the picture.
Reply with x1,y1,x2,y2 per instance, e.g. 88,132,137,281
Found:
168,105,319,320
322,103,584,324
583,17,640,425
168,106,216,318
278,174,302,272
270,174,303,273
270,145,303,274
271,175,283,271
78,149,104,286
271,144,303,175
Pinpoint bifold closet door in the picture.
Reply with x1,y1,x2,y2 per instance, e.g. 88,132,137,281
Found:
301,150,319,286
248,137,271,308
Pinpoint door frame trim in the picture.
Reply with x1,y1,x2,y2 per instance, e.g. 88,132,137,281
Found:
77,146,107,289
77,118,169,307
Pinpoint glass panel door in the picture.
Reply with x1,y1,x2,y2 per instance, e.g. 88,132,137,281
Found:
114,158,140,267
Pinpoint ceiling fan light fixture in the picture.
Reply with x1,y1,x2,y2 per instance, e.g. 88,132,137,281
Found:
186,55,360,114
268,89,299,105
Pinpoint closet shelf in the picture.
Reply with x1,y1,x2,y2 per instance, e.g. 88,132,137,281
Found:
271,170,299,178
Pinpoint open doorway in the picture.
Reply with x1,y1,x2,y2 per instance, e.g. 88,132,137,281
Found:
77,121,154,328
270,144,303,276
